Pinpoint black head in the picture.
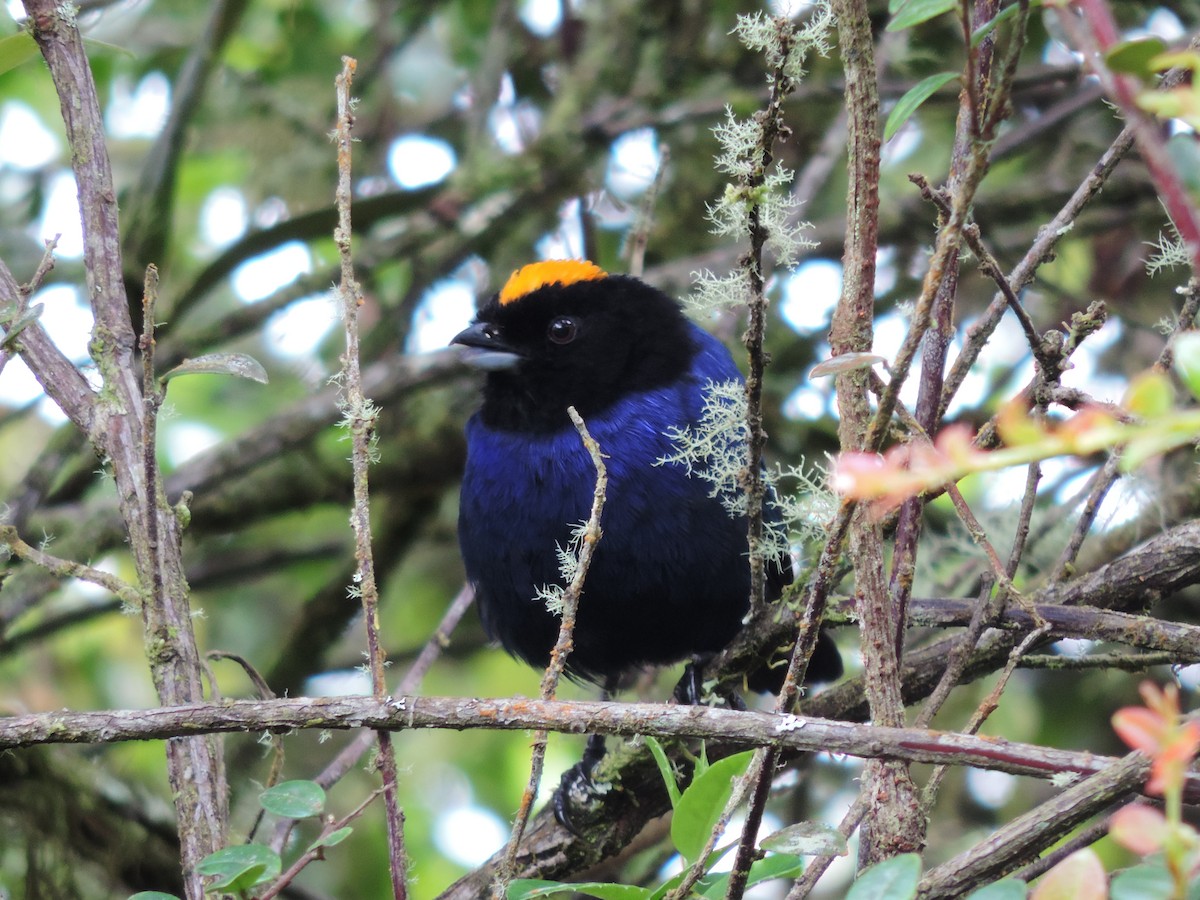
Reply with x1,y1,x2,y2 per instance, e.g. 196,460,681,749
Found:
451,261,697,432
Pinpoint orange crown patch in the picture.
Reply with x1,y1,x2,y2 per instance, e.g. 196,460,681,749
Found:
498,260,607,306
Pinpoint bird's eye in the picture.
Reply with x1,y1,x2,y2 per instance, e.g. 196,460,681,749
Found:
546,316,578,345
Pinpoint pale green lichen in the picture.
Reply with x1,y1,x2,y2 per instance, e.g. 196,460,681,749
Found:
658,379,834,561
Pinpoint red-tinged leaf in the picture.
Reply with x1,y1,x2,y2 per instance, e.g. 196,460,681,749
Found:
1159,722,1200,765
1030,849,1107,900
1109,804,1168,856
831,453,888,498
1138,681,1178,719
933,424,978,465
1179,720,1200,757
1112,706,1165,754
1059,407,1120,451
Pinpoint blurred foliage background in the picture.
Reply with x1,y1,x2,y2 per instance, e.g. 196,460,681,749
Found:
1,0,1199,896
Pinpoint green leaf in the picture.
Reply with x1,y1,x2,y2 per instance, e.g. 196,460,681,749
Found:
0,303,44,348
260,779,326,818
161,351,269,385
195,844,281,892
1166,134,1200,193
507,879,652,899
1105,38,1168,78
696,852,805,897
1120,430,1191,473
1147,50,1200,74
965,878,1029,900
887,0,957,31
884,72,959,141
759,821,849,857
307,825,354,852
127,893,182,900
1173,332,1200,401
671,750,756,864
1111,860,1173,900
80,36,137,59
645,737,682,808
846,853,922,900
0,32,38,77
1122,371,1174,418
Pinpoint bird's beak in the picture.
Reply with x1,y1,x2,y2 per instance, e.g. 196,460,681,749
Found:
451,321,522,371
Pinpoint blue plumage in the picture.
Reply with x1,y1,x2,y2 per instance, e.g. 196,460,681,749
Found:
459,323,754,683
452,262,840,688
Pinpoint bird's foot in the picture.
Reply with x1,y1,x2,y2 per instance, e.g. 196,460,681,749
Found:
672,660,705,705
553,734,610,835
672,655,746,709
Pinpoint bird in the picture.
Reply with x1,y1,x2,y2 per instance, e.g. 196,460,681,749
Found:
451,259,841,696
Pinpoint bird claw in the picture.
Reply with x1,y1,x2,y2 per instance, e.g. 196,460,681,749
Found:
672,660,705,705
673,657,748,709
553,734,609,835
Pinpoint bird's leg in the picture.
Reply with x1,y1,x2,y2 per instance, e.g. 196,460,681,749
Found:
553,679,617,833
672,653,715,705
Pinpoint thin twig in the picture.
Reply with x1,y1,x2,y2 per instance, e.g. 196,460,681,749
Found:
333,56,407,900
269,584,476,856
494,407,606,900
625,144,670,278
918,750,1151,895
0,237,58,380
785,793,867,899
667,752,765,900
1019,651,1191,671
920,623,1053,810
1007,814,1117,884
259,787,387,900
726,16,810,898
1049,277,1200,583
1058,0,1200,271
913,576,997,731
0,526,141,607
938,130,1134,417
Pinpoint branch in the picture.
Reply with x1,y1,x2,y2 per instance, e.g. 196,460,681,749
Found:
121,0,249,288
0,258,96,431
0,696,1178,800
917,752,1151,896
22,4,226,894
0,525,141,608
903,597,1200,658
268,584,476,856
827,0,925,866
333,56,407,900
808,519,1200,723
